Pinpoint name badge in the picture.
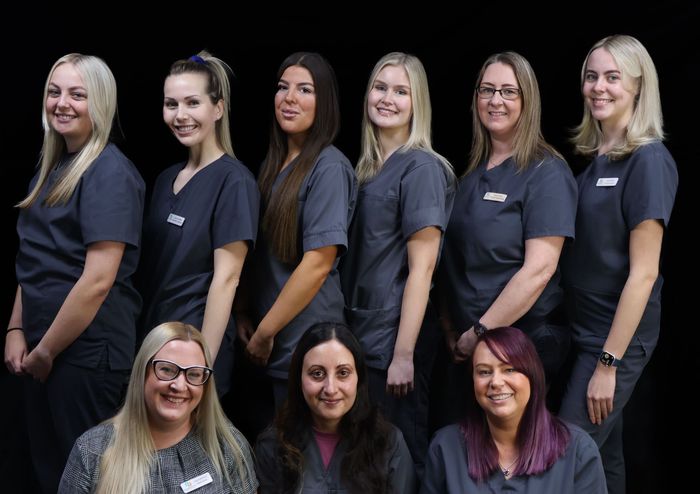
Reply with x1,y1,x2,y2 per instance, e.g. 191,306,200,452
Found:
596,177,619,187
167,213,186,227
483,192,507,202
181,472,213,493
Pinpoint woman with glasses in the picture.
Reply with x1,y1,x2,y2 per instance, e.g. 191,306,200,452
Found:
558,35,678,494
58,322,258,493
438,52,576,394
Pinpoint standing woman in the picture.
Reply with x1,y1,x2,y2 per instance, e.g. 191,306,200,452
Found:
443,52,576,380
341,52,455,475
244,52,357,406
139,51,259,397
559,35,678,494
4,53,145,493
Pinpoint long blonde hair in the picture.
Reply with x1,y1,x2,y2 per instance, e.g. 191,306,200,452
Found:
19,53,116,208
96,322,252,493
467,51,562,175
356,52,453,184
572,34,664,159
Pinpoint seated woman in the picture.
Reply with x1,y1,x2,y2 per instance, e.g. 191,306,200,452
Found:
254,322,416,493
422,326,606,493
58,322,258,493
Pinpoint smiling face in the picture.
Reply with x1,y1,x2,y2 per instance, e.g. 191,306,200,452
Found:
583,47,638,131
472,341,531,426
144,339,206,436
275,65,317,140
163,72,222,150
477,62,522,144
301,339,358,433
45,63,93,152
367,64,412,136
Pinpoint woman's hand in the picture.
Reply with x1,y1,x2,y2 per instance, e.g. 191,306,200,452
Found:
236,312,255,345
22,345,54,382
587,365,616,425
246,330,274,366
453,328,478,362
387,355,414,397
4,330,28,375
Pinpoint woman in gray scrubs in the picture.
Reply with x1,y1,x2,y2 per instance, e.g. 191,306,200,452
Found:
341,52,455,477
5,54,145,493
559,35,678,494
443,52,576,381
244,53,357,405
139,51,259,397
255,322,416,493
422,326,606,493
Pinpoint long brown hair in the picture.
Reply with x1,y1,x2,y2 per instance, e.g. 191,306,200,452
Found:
258,52,340,264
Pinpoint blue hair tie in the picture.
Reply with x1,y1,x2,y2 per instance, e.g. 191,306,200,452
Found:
189,55,207,65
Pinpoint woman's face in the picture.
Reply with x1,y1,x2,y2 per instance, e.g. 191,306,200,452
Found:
163,72,222,150
367,64,412,135
45,62,93,153
275,65,316,139
583,47,637,130
301,339,358,433
472,341,530,426
477,62,522,144
144,339,206,435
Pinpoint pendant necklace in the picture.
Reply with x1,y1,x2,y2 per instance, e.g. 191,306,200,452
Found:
499,457,518,478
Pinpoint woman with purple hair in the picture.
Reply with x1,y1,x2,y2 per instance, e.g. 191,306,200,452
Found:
421,326,606,493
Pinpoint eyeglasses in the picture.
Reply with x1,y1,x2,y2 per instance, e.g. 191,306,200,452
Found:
151,359,213,386
476,86,521,100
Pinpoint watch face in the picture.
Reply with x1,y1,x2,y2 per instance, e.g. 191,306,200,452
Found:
599,351,615,366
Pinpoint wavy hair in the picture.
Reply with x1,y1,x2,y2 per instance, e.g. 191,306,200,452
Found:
19,53,117,208
461,326,570,482
467,51,563,174
275,322,392,494
356,51,453,183
572,34,664,159
167,50,235,157
258,52,340,264
96,322,252,493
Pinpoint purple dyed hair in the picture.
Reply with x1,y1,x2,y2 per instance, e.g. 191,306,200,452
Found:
461,326,570,482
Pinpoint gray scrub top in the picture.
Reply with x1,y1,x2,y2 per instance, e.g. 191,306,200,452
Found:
562,141,678,351
341,149,455,370
16,143,145,370
421,423,606,494
139,154,259,336
255,424,417,493
253,145,357,378
439,155,576,332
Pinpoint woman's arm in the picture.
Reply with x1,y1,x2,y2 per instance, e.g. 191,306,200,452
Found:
4,285,27,374
21,240,125,381
246,245,337,365
454,236,564,360
387,226,441,397
586,219,662,425
201,241,248,360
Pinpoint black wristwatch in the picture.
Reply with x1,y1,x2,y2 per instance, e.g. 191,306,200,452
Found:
473,321,489,337
598,351,620,367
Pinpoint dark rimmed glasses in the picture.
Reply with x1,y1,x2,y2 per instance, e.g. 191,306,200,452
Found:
476,86,521,100
151,359,213,386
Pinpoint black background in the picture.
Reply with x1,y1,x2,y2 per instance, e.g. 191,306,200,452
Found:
1,5,697,492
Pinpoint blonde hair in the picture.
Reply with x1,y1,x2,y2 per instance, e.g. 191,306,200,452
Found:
19,53,116,208
572,34,664,159
167,50,235,157
96,322,251,493
467,51,562,175
356,52,453,184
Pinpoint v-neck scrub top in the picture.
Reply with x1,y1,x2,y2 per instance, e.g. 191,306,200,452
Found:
16,143,145,370
139,154,259,342
341,149,455,370
252,145,357,378
561,141,678,351
439,155,577,334
421,423,606,493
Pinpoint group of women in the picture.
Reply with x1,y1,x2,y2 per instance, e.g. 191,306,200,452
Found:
5,33,677,494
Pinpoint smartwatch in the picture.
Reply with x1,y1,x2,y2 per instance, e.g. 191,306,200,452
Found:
598,351,620,367
473,321,489,337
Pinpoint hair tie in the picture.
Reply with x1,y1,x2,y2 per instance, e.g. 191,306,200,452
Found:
189,55,207,65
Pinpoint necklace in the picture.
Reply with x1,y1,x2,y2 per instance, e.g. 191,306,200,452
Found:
499,457,518,478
